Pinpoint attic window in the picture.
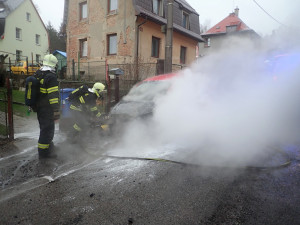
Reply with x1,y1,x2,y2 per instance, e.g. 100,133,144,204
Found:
153,0,163,16
216,26,220,29
182,11,189,29
226,25,237,33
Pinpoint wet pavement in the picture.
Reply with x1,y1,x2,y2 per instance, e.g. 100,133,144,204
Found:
1,116,300,224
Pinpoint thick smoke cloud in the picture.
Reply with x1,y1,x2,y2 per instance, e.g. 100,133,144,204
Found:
109,29,300,167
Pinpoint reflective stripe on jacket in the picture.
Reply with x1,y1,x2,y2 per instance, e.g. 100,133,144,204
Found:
36,70,60,112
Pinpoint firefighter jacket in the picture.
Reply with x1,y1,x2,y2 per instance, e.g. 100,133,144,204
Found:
36,70,60,113
69,85,102,118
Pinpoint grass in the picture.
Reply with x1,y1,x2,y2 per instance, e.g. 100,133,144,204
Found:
0,87,30,116
0,87,34,136
0,123,7,136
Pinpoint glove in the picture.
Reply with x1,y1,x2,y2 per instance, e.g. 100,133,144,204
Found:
53,111,60,120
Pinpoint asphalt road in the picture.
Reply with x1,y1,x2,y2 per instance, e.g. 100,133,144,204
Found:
1,132,300,225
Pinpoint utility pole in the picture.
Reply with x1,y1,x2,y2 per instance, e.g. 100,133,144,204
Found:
164,0,173,74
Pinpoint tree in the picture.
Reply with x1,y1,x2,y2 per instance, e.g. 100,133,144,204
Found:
46,22,66,53
200,19,211,34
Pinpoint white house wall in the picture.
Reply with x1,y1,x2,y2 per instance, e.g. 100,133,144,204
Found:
0,0,49,62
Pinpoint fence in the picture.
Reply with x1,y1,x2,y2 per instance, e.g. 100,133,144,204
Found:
0,59,186,143
0,79,14,144
0,89,8,142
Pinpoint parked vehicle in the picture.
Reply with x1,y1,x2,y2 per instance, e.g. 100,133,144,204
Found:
108,73,178,134
10,61,40,75
265,52,300,81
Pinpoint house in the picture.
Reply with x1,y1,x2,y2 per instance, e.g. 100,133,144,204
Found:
64,0,203,80
200,8,260,56
0,0,49,65
53,50,67,77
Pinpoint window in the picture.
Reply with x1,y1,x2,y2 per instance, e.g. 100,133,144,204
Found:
16,50,22,61
79,1,87,20
35,34,40,45
107,34,117,55
79,38,88,57
182,11,189,29
180,46,186,64
204,38,211,47
153,0,163,16
0,3,5,13
226,25,237,33
26,12,31,21
36,54,41,63
108,0,118,13
16,28,22,40
151,36,160,58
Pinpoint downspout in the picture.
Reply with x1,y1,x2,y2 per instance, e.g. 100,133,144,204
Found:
135,17,147,81
123,0,127,44
136,17,147,60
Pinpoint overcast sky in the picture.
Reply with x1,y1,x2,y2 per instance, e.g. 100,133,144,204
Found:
32,0,299,36
32,0,64,30
187,0,299,36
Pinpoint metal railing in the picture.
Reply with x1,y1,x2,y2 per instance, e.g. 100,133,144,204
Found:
0,89,8,142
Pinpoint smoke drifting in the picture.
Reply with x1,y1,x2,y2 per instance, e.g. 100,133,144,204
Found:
109,31,300,167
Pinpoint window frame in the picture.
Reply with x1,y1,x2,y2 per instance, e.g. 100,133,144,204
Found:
79,1,88,20
180,46,187,64
204,38,211,48
36,54,41,63
16,27,22,40
26,12,31,22
151,36,160,58
108,0,118,14
107,33,117,55
16,50,22,61
79,38,88,57
182,11,189,29
35,34,40,45
152,0,163,16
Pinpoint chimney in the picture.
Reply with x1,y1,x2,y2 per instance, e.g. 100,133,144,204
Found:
234,7,239,17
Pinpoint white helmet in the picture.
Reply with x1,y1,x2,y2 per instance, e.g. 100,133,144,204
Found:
43,54,58,68
92,82,105,96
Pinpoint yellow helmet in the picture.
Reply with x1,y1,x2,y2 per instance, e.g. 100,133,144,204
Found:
43,54,58,68
92,82,105,96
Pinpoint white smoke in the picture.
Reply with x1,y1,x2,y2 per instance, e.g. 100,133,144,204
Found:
108,30,300,167
151,36,300,166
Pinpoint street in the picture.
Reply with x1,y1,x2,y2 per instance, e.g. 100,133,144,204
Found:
1,117,300,225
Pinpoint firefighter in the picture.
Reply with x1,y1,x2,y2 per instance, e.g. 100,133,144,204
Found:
67,82,105,143
36,54,60,158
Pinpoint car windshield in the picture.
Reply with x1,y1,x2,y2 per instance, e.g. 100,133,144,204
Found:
123,80,171,102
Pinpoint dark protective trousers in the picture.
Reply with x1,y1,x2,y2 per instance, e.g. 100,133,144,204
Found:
37,106,54,156
68,109,91,143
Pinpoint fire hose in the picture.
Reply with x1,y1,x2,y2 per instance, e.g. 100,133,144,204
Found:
83,146,292,171
85,121,293,171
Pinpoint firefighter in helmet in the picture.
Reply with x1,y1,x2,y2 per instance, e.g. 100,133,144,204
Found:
36,54,60,158
67,82,105,143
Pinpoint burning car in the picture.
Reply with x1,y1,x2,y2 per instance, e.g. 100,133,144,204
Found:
108,73,177,134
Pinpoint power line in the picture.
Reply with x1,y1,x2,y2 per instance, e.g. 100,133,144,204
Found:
252,0,286,27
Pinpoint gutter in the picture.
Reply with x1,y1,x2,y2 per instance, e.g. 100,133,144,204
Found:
136,17,147,60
